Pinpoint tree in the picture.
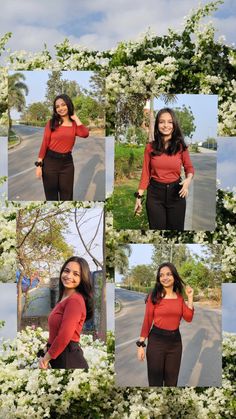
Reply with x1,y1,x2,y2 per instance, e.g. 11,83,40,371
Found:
172,105,196,139
74,207,105,340
151,244,190,271
61,79,81,99
124,264,155,289
73,94,103,125
201,137,217,150
21,102,50,123
115,244,132,275
45,71,63,106
8,72,28,124
179,260,215,290
16,203,74,329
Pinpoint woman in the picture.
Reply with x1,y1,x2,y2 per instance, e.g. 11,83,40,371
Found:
134,108,194,230
39,256,93,369
136,262,194,386
35,94,89,201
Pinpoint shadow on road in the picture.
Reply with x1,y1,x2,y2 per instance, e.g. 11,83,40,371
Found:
74,153,105,201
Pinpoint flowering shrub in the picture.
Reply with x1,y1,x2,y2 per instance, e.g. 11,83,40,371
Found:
0,327,236,418
0,327,114,418
0,1,235,136
0,206,16,282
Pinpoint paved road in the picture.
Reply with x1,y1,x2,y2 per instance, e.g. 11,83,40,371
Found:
115,288,221,387
8,125,105,201
185,152,216,231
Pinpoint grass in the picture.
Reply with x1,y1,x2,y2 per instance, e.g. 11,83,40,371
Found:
115,143,145,180
8,129,20,147
113,175,149,229
0,125,8,137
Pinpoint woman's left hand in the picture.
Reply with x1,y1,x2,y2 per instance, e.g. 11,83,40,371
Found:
70,114,82,125
179,178,191,198
38,357,49,369
185,285,194,298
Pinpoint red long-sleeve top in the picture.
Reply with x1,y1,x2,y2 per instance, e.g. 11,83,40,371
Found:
47,292,86,359
38,121,89,159
140,293,194,338
138,143,195,190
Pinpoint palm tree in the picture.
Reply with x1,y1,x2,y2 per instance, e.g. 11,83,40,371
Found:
8,72,29,125
115,244,132,275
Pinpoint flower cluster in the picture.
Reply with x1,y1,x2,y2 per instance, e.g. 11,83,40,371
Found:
0,1,234,135
0,207,16,282
0,327,236,418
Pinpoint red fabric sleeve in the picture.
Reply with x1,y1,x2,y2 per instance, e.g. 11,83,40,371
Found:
75,124,89,138
182,148,195,177
138,144,152,190
140,295,155,338
38,121,51,159
48,298,83,359
182,298,194,322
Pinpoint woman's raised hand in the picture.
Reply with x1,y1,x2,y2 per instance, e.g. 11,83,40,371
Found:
70,114,82,125
185,285,194,298
137,346,145,361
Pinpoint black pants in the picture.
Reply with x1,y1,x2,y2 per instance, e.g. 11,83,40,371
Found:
146,178,186,230
42,149,74,201
146,326,182,387
48,341,88,370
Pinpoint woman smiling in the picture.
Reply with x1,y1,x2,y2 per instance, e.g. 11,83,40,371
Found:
39,256,93,370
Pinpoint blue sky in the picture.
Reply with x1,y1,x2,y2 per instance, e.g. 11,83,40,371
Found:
217,137,236,191
222,284,236,333
0,284,17,342
64,206,104,272
154,95,218,142
10,71,94,119
0,1,235,53
115,243,210,282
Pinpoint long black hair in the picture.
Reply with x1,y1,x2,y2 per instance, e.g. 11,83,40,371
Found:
151,108,187,156
58,256,94,320
50,94,74,131
149,262,185,305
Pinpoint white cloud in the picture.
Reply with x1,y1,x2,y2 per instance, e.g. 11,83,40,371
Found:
0,0,235,53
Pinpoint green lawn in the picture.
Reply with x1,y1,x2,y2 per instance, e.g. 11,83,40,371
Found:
113,175,149,229
115,143,145,180
8,129,20,147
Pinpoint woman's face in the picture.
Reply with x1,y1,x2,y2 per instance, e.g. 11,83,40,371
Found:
61,261,81,290
55,98,69,117
158,112,174,138
159,266,175,289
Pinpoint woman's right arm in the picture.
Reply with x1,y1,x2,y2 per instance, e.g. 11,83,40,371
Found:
134,144,151,214
137,336,146,361
137,295,154,361
36,122,51,179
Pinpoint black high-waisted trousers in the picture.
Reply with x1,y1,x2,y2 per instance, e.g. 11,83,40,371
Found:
146,178,186,230
42,149,74,201
48,341,88,370
146,326,182,387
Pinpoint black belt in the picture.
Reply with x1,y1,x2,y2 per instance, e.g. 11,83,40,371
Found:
151,325,180,336
150,178,181,188
46,149,72,159
47,341,80,352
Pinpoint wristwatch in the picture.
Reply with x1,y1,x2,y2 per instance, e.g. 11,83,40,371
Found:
136,340,146,347
35,161,43,167
134,192,143,199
